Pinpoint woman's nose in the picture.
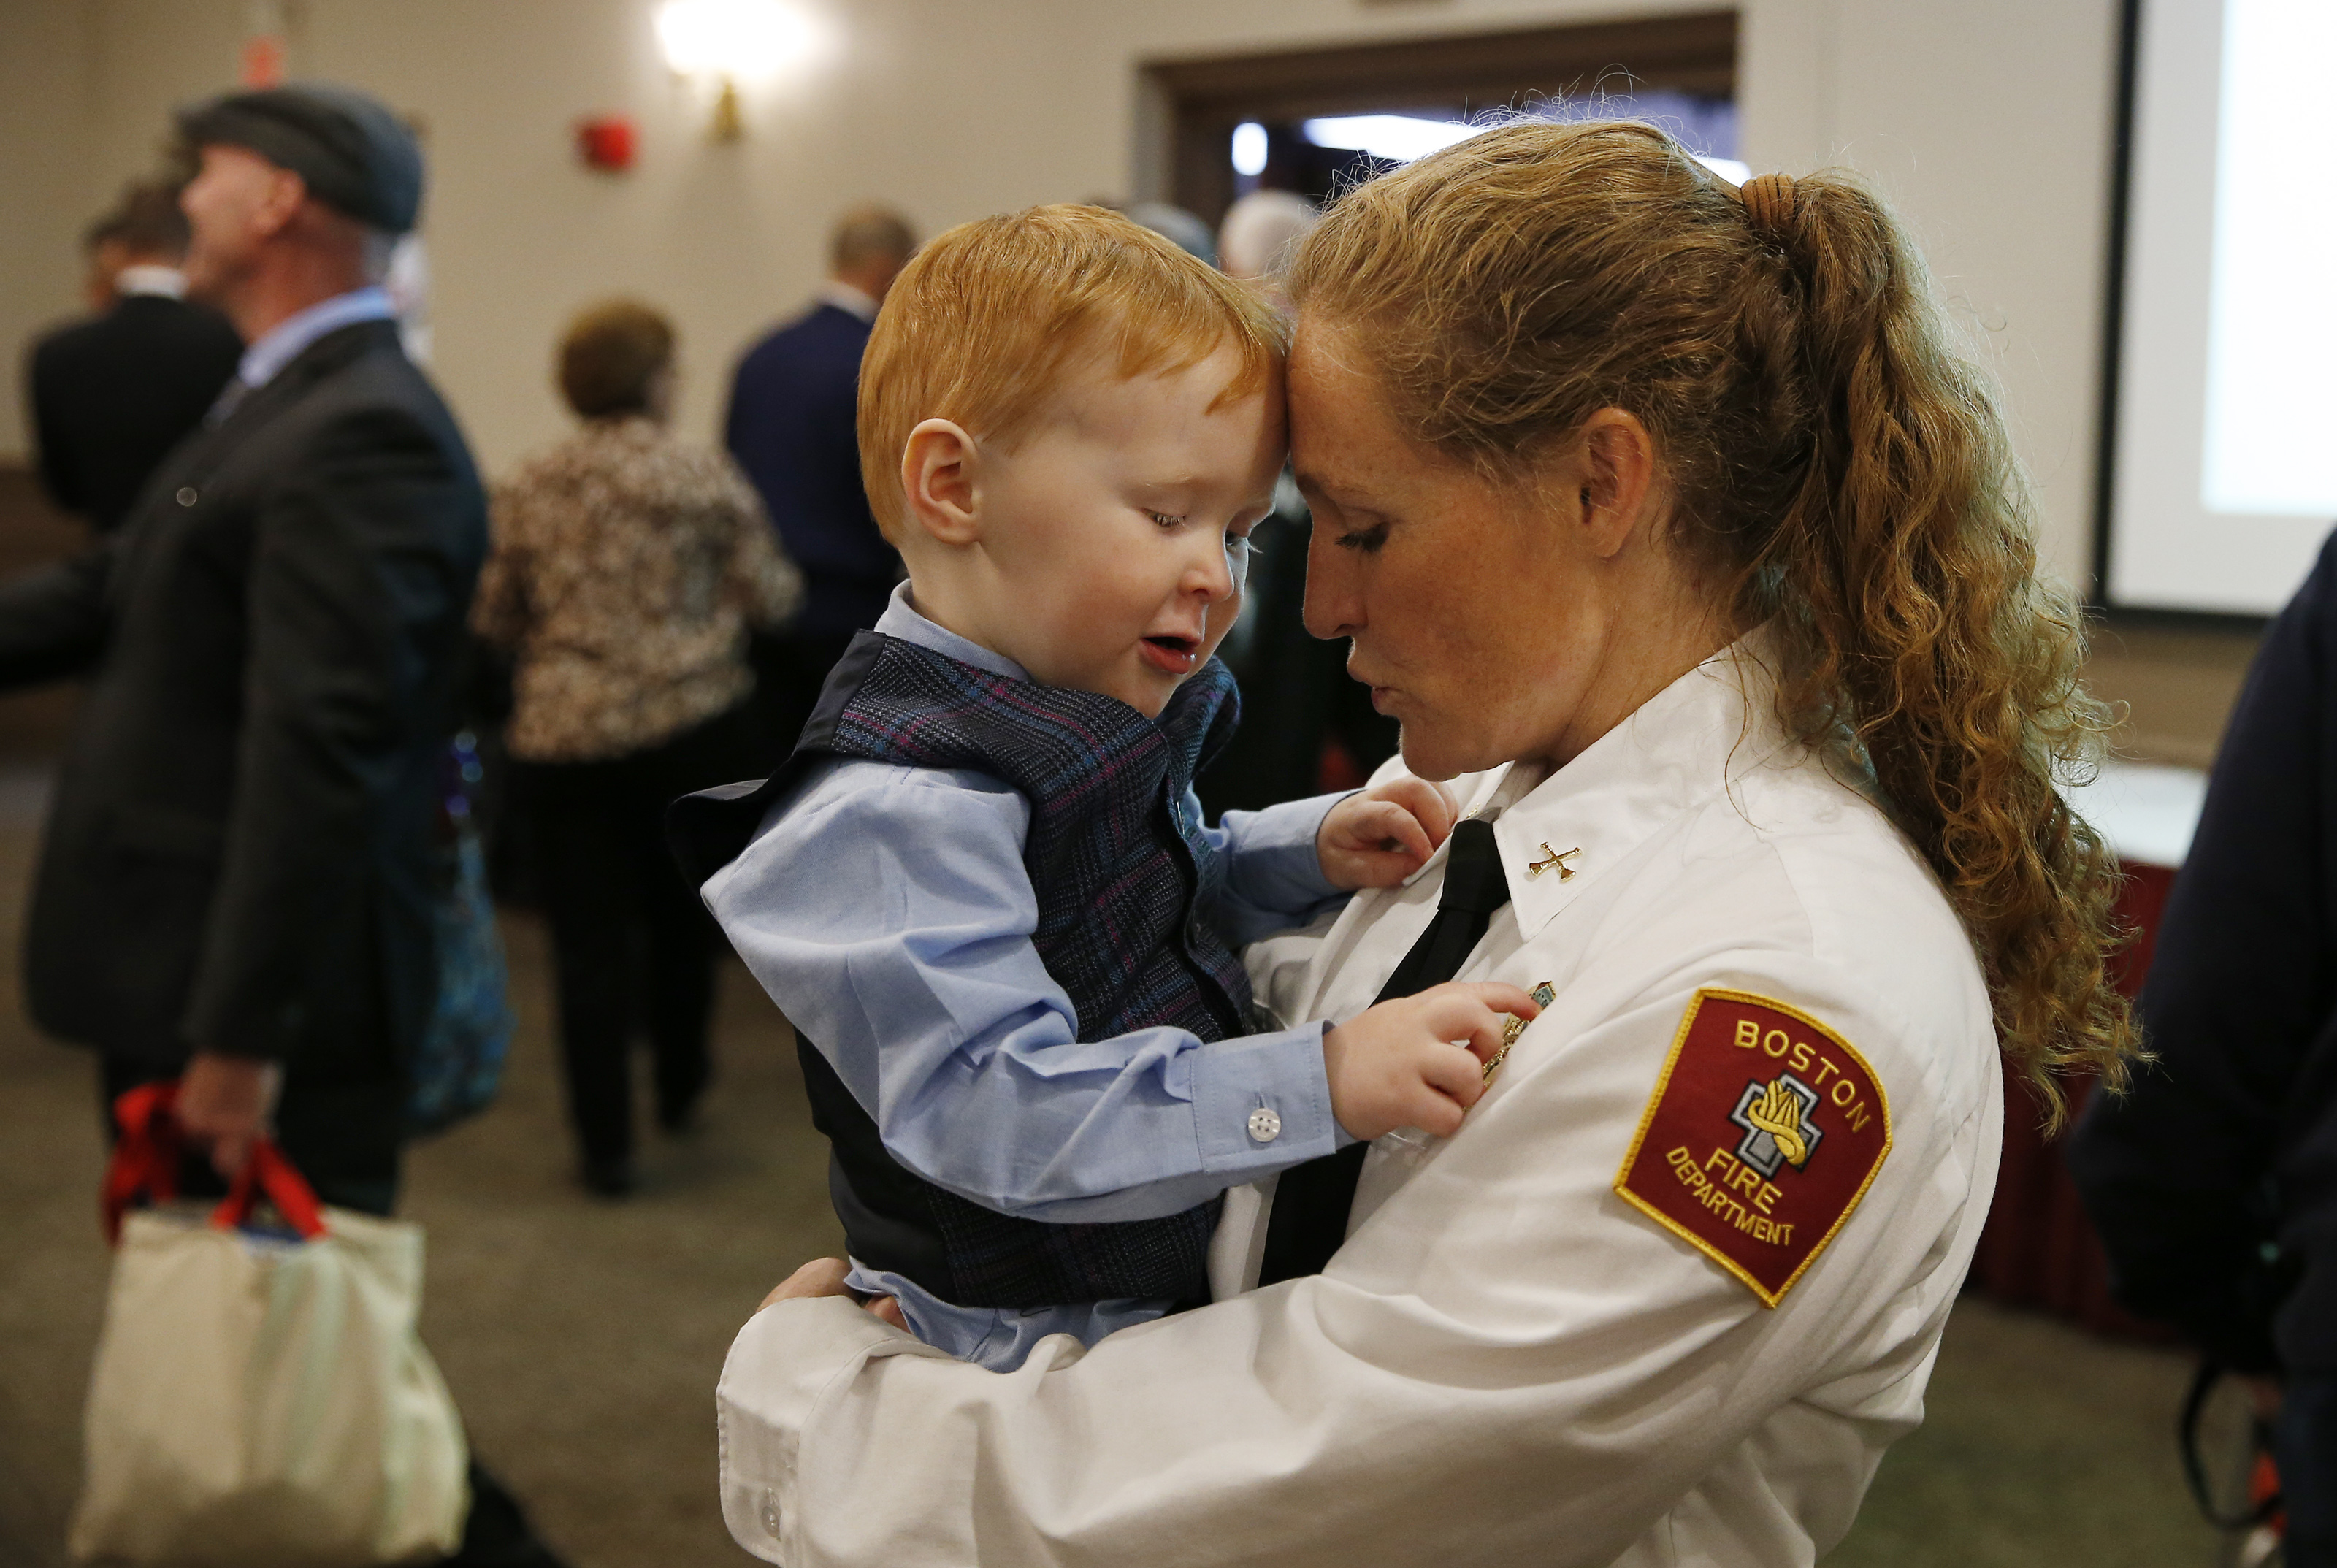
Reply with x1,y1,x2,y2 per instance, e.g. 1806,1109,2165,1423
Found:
1302,524,1361,639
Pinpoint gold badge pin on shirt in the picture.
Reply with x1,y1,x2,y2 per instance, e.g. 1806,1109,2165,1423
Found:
1485,981,1557,1083
1527,844,1580,881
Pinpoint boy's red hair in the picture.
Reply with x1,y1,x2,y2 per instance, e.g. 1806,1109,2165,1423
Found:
857,204,1288,541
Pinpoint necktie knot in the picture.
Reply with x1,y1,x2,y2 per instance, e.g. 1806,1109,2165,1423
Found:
1438,819,1510,917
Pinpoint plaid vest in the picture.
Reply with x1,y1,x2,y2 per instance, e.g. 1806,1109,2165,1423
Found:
673,630,1250,1307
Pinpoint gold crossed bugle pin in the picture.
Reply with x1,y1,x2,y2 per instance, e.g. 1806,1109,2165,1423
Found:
1484,981,1558,1083
1527,844,1580,881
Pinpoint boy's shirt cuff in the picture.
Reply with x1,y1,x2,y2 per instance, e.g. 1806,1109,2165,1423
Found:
842,1261,1175,1372
1188,1020,1352,1171
1212,792,1354,943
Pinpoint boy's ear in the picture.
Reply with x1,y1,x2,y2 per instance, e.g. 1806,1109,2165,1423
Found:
900,419,982,546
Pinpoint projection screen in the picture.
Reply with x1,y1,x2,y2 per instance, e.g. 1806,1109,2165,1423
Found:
2101,0,2337,615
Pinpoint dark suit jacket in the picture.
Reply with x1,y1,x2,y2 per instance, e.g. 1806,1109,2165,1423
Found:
724,302,899,638
2070,527,2337,1374
0,318,486,1074
27,293,244,532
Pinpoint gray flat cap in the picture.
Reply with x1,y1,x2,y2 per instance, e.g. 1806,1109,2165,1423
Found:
177,82,423,234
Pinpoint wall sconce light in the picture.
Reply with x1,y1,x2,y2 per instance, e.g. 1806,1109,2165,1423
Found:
654,0,825,142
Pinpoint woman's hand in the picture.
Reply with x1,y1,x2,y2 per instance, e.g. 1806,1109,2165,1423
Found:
1317,778,1461,890
1322,982,1540,1141
757,1258,907,1329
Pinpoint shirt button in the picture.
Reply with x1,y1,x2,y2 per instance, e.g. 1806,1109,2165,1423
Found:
761,1488,782,1535
1247,1106,1282,1144
175,486,198,507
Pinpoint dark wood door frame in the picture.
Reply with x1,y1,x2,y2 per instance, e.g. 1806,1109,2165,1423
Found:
1144,11,1737,224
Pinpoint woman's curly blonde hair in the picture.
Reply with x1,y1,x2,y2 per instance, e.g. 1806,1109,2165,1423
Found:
1288,120,2136,1120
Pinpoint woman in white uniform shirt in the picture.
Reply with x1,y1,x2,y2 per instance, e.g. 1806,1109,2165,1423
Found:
721,121,2137,1566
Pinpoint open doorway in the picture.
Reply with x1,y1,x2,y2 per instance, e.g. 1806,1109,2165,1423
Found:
1144,12,1740,226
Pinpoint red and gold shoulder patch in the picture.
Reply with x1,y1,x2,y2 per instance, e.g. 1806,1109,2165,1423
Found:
1614,988,1892,1307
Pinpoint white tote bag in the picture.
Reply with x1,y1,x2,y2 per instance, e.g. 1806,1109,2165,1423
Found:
72,1094,467,1567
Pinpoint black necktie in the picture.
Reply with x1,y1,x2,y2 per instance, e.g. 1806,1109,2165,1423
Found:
1255,819,1513,1286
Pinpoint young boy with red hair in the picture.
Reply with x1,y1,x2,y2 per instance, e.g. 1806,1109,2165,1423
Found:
677,205,1533,1369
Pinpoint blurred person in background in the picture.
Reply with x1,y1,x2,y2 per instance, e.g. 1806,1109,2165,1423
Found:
475,299,799,1198
26,180,242,534
1197,189,1398,815
725,203,914,762
1217,189,1317,310
1121,199,1218,266
0,83,563,1566
2072,532,2337,1565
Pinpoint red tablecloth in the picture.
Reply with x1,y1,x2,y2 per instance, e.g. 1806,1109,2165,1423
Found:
1964,861,2177,1338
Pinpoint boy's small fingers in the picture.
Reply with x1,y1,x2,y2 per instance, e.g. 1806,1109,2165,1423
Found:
1447,1000,1523,1066
1458,1009,1510,1064
1421,781,1460,845
1419,1041,1488,1104
1410,1093,1466,1139
1445,982,1539,1020
1367,803,1434,865
1417,987,1531,1047
1377,777,1458,847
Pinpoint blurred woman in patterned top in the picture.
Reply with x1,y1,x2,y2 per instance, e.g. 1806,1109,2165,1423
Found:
475,298,800,1196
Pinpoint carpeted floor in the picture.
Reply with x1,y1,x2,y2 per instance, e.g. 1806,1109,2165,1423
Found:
0,763,2226,1567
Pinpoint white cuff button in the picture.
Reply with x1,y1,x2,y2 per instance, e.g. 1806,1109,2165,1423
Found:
1247,1106,1282,1144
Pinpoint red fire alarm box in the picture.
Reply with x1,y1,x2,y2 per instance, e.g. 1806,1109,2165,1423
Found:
575,116,638,172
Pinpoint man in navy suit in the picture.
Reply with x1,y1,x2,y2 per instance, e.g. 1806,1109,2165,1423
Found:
724,204,916,761
28,182,242,534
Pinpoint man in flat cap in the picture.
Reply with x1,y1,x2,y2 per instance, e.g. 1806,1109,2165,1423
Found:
0,83,561,1567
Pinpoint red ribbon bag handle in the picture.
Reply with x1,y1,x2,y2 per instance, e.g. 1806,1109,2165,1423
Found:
101,1081,185,1245
210,1137,328,1240
99,1081,329,1244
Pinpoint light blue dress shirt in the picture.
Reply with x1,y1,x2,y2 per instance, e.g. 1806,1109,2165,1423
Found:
205,286,399,428
706,585,1354,1369
237,285,398,389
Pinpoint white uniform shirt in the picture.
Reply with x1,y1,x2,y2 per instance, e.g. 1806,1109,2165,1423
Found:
716,640,2005,1567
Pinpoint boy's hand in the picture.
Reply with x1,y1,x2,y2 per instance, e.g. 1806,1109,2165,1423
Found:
1322,981,1540,1142
1317,778,1461,891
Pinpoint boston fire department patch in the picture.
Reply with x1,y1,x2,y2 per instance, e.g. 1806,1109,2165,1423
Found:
1615,988,1892,1307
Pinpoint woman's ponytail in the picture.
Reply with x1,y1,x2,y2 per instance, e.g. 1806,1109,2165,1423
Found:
1749,173,2134,1117
1290,119,2137,1118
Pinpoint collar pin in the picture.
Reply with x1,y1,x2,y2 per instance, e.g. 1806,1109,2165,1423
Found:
1527,843,1580,881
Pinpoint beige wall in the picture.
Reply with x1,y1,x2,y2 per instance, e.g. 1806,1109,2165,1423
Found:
0,0,97,470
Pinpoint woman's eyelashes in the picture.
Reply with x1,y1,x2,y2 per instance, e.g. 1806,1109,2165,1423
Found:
1334,521,1391,554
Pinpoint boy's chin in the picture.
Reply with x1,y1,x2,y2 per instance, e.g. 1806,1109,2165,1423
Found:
1093,666,1180,719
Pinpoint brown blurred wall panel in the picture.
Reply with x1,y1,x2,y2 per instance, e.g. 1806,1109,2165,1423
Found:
0,467,85,763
